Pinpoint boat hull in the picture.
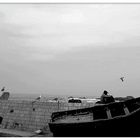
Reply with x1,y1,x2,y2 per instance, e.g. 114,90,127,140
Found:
49,108,140,137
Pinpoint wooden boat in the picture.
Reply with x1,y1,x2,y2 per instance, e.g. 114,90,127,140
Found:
49,97,140,137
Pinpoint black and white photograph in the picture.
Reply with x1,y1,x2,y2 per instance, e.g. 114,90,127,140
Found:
0,2,139,137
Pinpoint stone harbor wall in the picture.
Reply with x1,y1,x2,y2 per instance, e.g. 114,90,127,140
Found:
0,100,95,136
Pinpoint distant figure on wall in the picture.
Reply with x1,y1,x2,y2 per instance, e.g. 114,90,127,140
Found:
100,90,115,104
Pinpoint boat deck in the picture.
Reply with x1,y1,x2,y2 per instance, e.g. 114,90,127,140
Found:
55,113,93,123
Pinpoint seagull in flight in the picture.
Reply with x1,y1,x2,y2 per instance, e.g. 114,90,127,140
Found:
120,77,124,82
1,87,5,92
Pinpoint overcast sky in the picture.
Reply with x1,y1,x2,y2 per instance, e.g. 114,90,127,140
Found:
0,4,140,97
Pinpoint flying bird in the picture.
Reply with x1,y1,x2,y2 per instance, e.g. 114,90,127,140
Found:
120,77,124,82
1,87,5,92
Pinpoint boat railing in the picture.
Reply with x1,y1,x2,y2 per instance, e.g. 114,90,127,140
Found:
51,101,124,121
124,98,140,113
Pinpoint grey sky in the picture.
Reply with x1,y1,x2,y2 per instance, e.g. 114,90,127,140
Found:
0,4,140,97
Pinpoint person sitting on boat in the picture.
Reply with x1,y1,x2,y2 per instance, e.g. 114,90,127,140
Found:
100,90,115,104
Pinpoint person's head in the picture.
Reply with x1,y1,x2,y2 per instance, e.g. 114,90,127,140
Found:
103,90,108,95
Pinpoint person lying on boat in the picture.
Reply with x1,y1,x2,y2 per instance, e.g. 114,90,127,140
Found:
100,90,115,104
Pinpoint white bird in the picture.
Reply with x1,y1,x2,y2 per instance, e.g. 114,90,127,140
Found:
35,129,43,134
35,95,41,101
1,87,5,92
32,95,41,104
120,77,124,82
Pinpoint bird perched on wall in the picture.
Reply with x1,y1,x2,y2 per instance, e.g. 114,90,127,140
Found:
32,95,41,104
35,95,41,101
1,87,5,92
120,77,124,82
35,129,44,135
